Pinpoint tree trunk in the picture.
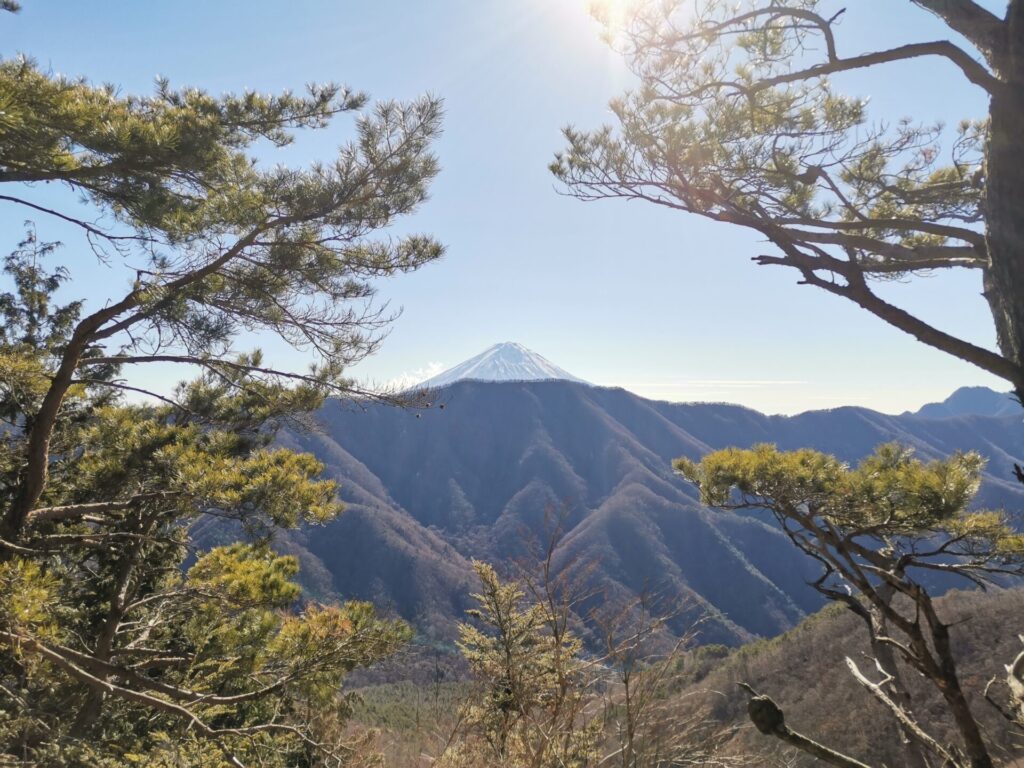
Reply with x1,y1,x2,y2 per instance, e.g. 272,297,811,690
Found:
940,681,993,768
869,598,931,768
0,327,91,550
922,594,994,768
70,520,148,737
984,1,1024,398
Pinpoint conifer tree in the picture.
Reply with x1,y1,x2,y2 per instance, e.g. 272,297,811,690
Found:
554,6,1024,762
440,561,599,768
677,443,1024,768
0,4,443,763
553,0,1024,398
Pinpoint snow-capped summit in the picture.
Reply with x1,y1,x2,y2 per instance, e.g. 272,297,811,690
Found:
420,342,588,388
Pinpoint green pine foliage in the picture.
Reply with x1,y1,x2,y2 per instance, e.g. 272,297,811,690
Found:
676,443,1024,768
0,240,413,766
0,5,443,761
438,561,600,768
675,443,1024,558
552,0,1024,395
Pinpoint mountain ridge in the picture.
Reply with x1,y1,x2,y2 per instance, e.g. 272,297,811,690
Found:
280,379,1024,647
908,385,1020,419
416,343,1020,419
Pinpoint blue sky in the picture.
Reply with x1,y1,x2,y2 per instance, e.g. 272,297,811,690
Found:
1,0,1008,414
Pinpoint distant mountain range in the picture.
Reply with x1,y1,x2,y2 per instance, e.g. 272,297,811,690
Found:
421,343,1020,420
908,385,1020,419
275,345,1024,647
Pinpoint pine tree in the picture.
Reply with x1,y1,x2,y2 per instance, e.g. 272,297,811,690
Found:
677,443,1024,768
0,4,443,762
552,0,1024,398
440,561,599,768
0,232,413,766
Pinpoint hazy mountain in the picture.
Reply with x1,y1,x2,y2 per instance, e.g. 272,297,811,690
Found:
281,378,1024,647
420,342,588,387
910,385,1020,419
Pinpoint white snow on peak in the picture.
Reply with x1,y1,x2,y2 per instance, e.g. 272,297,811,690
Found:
420,342,588,388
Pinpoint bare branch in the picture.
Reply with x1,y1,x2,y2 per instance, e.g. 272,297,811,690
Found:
0,194,155,244
911,0,1007,65
845,656,961,766
753,248,1023,389
27,492,185,524
750,39,1002,95
738,683,873,768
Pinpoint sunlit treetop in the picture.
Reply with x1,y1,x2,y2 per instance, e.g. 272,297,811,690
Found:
676,442,1024,580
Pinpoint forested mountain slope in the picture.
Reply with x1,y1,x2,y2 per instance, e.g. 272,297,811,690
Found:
672,587,1024,767
280,380,1024,643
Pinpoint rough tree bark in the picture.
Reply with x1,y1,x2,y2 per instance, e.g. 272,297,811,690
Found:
982,1,1024,399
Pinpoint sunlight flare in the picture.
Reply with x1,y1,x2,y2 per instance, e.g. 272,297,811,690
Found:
587,0,641,33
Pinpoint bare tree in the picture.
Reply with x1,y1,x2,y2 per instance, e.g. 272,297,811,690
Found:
438,518,749,768
592,597,747,768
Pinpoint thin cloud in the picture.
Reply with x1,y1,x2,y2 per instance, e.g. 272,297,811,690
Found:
386,361,445,390
624,379,807,390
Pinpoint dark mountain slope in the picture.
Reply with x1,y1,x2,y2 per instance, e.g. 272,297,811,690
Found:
284,380,1024,645
560,485,809,641
278,428,478,637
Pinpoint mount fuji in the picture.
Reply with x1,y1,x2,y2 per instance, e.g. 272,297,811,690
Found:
420,342,588,387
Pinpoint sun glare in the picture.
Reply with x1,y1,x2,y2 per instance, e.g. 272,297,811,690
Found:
587,0,637,33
